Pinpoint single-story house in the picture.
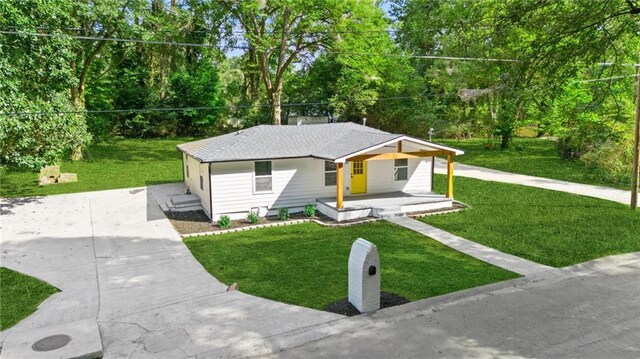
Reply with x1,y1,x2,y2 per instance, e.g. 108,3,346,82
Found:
176,122,463,221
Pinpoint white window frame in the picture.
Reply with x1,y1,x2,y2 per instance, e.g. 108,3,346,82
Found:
324,161,337,187
394,158,409,182
253,161,273,194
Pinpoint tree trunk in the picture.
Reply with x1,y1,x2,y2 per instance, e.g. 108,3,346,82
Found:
500,131,511,150
70,61,85,161
244,47,260,100
70,84,85,160
271,88,282,125
71,84,85,110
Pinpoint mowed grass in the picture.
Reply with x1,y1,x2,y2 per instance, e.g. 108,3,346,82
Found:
0,267,59,330
0,138,189,197
184,221,519,310
423,175,640,267
438,137,629,189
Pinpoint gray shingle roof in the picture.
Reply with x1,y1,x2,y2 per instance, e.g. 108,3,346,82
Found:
177,122,402,163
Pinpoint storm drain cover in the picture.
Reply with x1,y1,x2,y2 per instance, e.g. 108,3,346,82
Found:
32,334,72,352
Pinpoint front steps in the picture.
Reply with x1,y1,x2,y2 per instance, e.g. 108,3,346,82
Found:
372,207,406,219
162,194,204,212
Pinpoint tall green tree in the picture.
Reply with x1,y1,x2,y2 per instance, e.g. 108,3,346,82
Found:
84,0,225,137
392,0,640,149
391,0,526,147
220,0,399,125
0,1,91,169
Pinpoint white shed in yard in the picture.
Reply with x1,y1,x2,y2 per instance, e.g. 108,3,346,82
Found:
177,122,463,221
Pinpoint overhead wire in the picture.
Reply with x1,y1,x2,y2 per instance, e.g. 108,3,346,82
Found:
4,28,640,66
0,94,460,117
578,74,640,83
0,28,520,62
1,27,637,117
0,24,480,36
0,29,228,49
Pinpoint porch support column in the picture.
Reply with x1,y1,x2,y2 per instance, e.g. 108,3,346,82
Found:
446,153,454,199
337,163,344,209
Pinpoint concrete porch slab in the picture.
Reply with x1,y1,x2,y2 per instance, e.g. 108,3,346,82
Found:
317,191,450,210
317,191,453,221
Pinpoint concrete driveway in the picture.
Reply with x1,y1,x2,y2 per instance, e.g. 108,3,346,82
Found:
1,185,342,358
434,158,631,205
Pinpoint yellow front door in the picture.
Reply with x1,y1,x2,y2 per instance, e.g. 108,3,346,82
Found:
350,160,367,194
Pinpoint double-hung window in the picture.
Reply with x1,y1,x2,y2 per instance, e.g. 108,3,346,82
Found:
254,161,272,193
394,159,408,181
324,161,337,186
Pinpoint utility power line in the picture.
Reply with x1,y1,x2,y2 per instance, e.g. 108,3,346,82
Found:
0,29,225,48
0,94,458,117
579,74,640,83
3,28,640,66
597,62,640,67
0,25,480,36
326,51,518,62
0,29,519,62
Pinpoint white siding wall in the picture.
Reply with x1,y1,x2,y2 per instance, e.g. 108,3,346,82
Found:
356,157,432,195
208,157,434,220
184,154,211,217
404,158,434,193
210,158,340,219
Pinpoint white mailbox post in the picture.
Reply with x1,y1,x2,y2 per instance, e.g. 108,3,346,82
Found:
348,238,380,313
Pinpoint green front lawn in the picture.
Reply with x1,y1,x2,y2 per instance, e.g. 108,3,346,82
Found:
0,267,59,330
0,137,189,197
438,137,629,189
424,175,640,267
184,222,519,310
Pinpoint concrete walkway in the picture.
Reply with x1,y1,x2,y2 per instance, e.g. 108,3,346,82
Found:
434,158,631,205
387,216,552,276
0,185,342,358
270,252,640,359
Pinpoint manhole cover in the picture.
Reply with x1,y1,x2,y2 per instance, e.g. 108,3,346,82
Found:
32,334,72,352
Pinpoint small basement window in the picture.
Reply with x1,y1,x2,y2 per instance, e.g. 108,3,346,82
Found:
324,161,337,186
394,159,408,181
254,161,272,193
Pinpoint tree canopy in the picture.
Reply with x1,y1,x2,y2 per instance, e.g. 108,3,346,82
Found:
0,0,638,180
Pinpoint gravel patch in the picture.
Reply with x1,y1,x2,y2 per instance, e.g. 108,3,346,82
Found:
164,210,217,234
325,292,410,316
